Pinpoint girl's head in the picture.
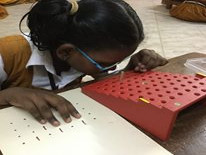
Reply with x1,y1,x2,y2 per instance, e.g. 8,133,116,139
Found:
20,0,144,74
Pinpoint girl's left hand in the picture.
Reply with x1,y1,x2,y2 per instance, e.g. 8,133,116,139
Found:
125,49,168,72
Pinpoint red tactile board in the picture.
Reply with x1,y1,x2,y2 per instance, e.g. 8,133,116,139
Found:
82,71,206,141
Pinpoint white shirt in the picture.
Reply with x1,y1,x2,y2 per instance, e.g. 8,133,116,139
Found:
0,35,83,90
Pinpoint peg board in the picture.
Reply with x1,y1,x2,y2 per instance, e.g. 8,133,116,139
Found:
0,88,172,155
82,71,206,140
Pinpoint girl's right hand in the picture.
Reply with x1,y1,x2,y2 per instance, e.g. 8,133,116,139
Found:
0,87,81,126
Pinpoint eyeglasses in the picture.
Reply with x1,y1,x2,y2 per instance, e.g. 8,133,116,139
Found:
76,48,131,71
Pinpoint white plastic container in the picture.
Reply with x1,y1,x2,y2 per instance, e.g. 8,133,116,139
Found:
184,58,206,74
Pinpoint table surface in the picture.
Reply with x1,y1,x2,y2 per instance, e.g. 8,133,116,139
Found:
1,52,206,155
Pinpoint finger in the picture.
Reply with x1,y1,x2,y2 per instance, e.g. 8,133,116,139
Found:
24,102,46,124
36,102,60,127
46,95,81,122
55,98,72,123
140,50,156,67
66,102,81,119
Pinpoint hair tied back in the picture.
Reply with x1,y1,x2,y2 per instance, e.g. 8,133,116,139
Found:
69,0,79,15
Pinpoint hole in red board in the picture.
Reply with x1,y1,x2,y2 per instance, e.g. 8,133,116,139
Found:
155,73,159,76
103,88,108,91
163,85,167,88
129,88,133,91
127,80,131,82
145,87,150,90
174,87,178,90
188,81,192,84
139,95,143,98
177,80,181,82
112,85,115,88
155,89,160,91
183,77,188,79
181,84,185,87
128,84,132,86
161,100,167,104
169,96,175,99
199,82,204,85
120,87,124,89
164,75,168,77
173,76,178,78
201,89,206,92
120,92,124,94
192,86,198,88
166,91,171,93
97,87,100,89
153,84,157,87
194,78,199,81
160,81,164,84
147,92,152,95
150,98,154,101
194,93,200,96
158,77,162,79
136,85,140,88
138,90,142,93
185,89,191,92
170,82,174,85
167,78,171,81
178,92,183,95
151,80,155,82
112,90,115,92
149,76,152,78
135,81,139,84
158,94,163,97
104,84,108,86
130,94,134,96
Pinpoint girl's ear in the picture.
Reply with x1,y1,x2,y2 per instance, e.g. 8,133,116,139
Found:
56,43,76,61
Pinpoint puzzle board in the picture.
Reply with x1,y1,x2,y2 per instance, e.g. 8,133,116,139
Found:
0,88,172,155
82,71,206,140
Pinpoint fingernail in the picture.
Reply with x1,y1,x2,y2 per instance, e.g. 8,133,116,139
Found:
134,66,139,71
53,121,60,126
75,113,81,118
65,117,72,123
40,119,46,124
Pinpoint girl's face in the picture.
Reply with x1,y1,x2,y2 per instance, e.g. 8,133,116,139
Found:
67,47,136,75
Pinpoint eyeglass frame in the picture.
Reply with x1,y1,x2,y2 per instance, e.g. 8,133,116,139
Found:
76,48,131,71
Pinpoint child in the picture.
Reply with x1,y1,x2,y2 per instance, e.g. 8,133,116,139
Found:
0,0,167,126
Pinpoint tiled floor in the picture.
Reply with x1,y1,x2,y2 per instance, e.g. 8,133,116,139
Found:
0,0,206,60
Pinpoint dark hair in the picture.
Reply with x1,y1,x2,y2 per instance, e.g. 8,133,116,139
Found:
19,0,144,52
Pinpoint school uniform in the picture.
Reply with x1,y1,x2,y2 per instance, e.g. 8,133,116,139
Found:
0,35,83,90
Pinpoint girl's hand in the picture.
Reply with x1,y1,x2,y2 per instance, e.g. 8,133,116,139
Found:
125,49,168,72
0,87,81,126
